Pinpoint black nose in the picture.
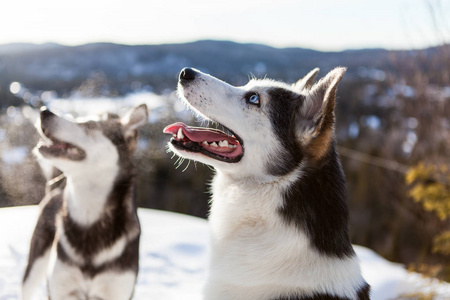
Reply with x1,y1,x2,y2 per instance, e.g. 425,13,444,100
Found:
179,68,197,81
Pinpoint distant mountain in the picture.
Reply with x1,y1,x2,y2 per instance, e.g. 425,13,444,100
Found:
0,39,416,100
0,43,62,55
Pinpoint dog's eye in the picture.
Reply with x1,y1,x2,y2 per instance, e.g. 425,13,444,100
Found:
245,93,260,106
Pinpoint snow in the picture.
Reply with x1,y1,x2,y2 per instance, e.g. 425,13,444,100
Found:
44,92,167,121
0,206,449,300
357,246,449,299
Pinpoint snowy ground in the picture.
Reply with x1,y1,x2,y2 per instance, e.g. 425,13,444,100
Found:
0,206,449,300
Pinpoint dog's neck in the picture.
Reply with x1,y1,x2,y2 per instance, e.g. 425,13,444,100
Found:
212,145,354,257
209,166,301,243
216,165,302,189
64,167,120,226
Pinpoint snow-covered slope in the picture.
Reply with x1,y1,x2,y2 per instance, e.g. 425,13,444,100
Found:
0,206,448,300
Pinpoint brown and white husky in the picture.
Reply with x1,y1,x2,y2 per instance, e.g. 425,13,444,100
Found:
22,104,148,300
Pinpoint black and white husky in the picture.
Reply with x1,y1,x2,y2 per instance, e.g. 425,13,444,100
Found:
164,68,370,299
22,104,148,300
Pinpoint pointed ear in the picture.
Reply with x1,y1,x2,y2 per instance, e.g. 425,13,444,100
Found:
294,68,320,91
121,104,148,137
301,67,346,137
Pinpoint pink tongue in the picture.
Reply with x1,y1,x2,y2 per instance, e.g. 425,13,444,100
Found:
163,122,238,144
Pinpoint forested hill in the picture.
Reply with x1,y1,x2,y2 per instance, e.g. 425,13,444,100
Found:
0,40,395,99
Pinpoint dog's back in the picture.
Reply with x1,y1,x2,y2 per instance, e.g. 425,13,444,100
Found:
22,104,147,300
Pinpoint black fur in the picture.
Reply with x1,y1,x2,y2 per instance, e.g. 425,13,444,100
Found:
57,234,140,278
278,143,355,258
266,87,354,258
264,84,370,297
266,88,305,176
272,283,370,299
57,172,139,278
356,284,371,300
23,189,62,282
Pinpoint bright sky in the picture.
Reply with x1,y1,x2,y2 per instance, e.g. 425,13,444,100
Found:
1,0,449,51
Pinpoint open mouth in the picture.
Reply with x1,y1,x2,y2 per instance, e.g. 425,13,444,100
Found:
163,122,244,163
37,131,86,161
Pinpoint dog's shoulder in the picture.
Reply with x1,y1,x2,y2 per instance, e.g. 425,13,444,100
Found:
38,187,64,228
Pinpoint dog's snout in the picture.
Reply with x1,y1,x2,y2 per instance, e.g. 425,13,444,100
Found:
179,68,197,81
39,107,56,132
40,107,56,121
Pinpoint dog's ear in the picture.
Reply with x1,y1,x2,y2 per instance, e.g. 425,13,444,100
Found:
121,104,148,137
301,67,346,129
294,68,320,91
298,67,346,158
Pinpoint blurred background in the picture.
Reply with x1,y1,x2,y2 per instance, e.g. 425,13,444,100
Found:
0,0,449,293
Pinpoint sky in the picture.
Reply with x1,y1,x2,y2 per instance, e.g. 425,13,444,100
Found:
1,0,449,51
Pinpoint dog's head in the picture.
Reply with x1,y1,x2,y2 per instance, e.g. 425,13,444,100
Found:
164,67,345,179
35,104,148,177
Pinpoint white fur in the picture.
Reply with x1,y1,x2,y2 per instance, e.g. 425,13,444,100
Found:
21,249,51,300
206,171,365,300
37,114,120,226
171,69,366,299
89,271,137,300
93,236,128,267
64,164,118,227
48,260,136,300
93,227,140,267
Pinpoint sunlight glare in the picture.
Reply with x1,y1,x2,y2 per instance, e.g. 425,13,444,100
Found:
9,82,21,95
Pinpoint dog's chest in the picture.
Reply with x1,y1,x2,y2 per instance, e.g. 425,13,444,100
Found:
207,174,317,288
207,174,365,298
54,190,140,275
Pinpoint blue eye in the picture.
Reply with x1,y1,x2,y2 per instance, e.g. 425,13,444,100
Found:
246,93,260,106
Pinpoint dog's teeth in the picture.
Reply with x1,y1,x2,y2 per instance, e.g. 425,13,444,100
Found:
229,144,237,148
218,140,229,147
211,142,218,147
202,141,208,145
177,128,184,140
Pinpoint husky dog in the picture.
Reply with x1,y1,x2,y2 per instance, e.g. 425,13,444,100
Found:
22,104,148,300
164,68,370,299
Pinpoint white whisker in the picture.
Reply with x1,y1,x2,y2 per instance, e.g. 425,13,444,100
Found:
182,160,191,172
